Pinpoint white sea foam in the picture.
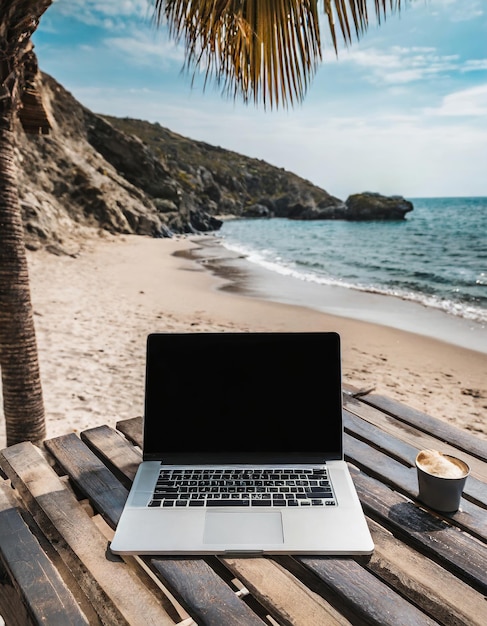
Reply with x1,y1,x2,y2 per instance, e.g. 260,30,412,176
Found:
477,272,487,286
223,240,487,326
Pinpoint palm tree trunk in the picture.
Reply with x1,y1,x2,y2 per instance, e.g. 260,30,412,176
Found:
0,105,46,446
0,0,53,446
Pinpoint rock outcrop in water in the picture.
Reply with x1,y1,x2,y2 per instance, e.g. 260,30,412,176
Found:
271,192,413,221
15,65,413,254
344,192,414,220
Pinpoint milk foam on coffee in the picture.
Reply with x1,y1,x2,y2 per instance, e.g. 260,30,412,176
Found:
416,450,467,478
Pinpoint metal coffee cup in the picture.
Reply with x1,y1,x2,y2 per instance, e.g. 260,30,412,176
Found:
415,449,469,513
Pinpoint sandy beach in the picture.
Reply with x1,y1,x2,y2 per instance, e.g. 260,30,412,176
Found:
1,233,486,446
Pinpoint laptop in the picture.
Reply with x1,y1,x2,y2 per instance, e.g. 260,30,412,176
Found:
110,332,374,555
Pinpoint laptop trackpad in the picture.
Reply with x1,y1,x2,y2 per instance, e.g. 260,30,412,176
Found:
203,511,284,544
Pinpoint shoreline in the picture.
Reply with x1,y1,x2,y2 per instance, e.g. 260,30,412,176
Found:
189,235,487,355
1,233,486,447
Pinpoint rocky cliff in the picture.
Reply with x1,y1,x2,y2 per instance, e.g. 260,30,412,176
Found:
14,72,412,255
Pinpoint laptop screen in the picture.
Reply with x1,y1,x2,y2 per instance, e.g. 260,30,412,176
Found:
143,332,343,464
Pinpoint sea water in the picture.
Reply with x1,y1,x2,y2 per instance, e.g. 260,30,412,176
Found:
220,197,487,326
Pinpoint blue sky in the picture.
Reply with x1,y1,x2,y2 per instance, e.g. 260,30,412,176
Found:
33,0,487,200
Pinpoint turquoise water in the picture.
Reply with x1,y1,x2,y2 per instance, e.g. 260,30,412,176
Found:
220,197,487,325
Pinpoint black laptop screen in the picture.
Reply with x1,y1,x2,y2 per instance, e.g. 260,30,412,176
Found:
143,332,343,463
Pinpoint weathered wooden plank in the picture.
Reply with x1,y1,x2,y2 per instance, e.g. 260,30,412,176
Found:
298,557,438,626
0,561,33,626
344,408,418,465
349,466,487,594
116,416,144,448
81,425,141,487
150,558,267,625
0,482,89,626
343,394,487,481
353,393,487,462
345,430,423,492
221,555,352,626
45,433,129,526
0,442,174,626
364,518,487,626
45,431,268,626
344,410,487,508
344,433,487,542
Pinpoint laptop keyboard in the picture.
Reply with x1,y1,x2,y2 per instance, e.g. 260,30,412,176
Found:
148,468,336,508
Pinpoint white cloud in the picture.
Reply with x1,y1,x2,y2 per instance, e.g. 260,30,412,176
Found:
462,59,487,72
342,46,462,85
104,33,185,67
276,117,487,198
51,0,152,28
428,0,483,19
441,0,484,22
426,84,487,116
342,48,402,70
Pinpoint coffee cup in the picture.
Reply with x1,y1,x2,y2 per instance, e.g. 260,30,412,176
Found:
415,449,469,513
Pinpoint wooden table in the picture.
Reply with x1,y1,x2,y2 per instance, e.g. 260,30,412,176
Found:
1,389,486,626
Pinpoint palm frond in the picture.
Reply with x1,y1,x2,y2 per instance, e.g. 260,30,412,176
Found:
153,0,404,108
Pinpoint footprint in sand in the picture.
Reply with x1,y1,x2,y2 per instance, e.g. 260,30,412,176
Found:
461,388,482,398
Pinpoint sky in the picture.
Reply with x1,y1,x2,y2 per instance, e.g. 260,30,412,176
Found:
32,0,487,200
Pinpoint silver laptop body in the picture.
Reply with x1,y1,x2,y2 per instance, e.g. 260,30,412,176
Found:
110,332,374,555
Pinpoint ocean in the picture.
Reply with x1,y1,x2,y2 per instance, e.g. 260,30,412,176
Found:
217,197,487,350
